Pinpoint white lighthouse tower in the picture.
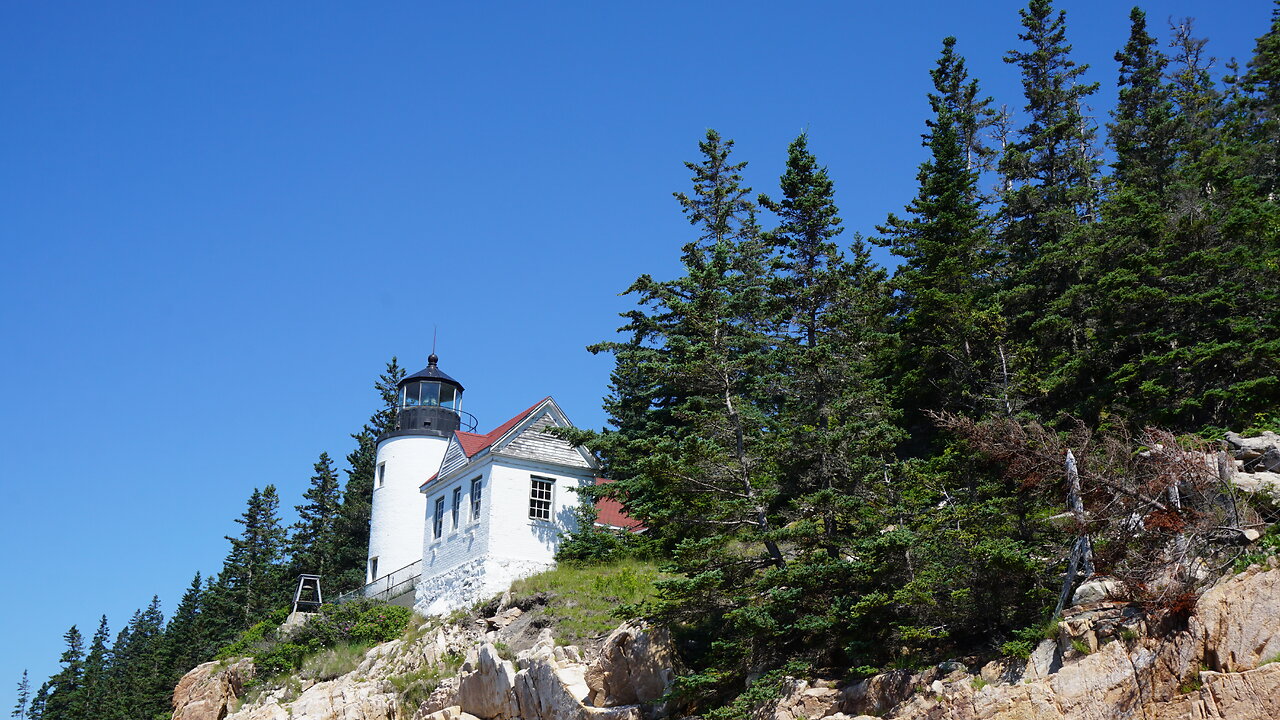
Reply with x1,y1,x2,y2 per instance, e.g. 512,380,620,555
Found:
366,353,473,585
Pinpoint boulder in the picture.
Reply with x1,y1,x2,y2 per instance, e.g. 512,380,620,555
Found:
1070,576,1125,606
584,622,679,708
172,658,253,720
1198,565,1280,672
457,644,520,719
515,657,641,720
757,678,842,720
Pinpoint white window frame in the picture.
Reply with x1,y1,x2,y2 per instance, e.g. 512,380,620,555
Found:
470,477,483,521
451,487,461,530
377,462,386,488
433,496,445,539
529,476,554,521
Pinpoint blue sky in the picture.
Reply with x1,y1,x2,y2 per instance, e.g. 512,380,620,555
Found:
1,0,1270,695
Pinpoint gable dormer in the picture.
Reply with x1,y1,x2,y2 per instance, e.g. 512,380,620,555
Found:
493,402,596,469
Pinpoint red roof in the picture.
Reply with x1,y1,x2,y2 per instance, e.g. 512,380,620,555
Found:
593,478,644,531
453,397,550,458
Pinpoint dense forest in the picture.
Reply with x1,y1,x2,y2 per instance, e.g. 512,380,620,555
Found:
13,1,1280,718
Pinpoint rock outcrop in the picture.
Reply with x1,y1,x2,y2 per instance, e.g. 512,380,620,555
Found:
172,658,253,720
761,562,1280,720
584,622,678,708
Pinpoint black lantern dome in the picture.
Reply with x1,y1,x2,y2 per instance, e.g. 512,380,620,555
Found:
391,353,472,437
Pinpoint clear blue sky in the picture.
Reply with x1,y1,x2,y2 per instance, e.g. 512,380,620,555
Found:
1,0,1269,695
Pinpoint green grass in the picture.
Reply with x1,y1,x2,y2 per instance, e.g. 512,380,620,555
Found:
508,558,665,645
390,652,464,715
299,642,370,681
1070,639,1091,656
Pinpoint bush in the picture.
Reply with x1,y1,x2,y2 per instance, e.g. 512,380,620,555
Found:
216,599,413,680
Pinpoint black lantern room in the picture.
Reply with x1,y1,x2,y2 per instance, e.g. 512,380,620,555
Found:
393,353,469,437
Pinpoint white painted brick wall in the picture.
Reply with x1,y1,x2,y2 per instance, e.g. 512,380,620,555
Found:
368,435,448,582
411,456,595,616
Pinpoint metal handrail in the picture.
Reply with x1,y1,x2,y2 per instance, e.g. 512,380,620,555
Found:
334,559,423,604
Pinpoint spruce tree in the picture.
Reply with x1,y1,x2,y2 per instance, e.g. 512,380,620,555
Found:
1239,2,1280,195
107,599,168,720
218,487,288,627
289,452,342,580
11,671,28,720
332,358,404,591
25,683,47,720
77,616,112,715
880,37,1003,429
1073,7,1179,424
998,0,1101,408
163,573,207,683
42,626,83,720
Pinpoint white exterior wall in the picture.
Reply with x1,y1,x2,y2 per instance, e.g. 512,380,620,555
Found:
412,456,593,616
485,458,593,564
368,434,448,582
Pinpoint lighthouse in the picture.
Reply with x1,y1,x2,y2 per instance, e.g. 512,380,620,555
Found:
366,353,472,584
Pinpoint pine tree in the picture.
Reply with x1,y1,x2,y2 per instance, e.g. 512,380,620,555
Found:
998,0,1101,408
332,358,404,592
289,452,342,580
11,671,29,720
42,626,83,720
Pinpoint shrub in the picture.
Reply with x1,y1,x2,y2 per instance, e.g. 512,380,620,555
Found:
215,599,413,680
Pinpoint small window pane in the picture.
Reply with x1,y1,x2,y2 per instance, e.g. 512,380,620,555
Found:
421,382,440,407
471,477,483,520
529,477,553,521
403,383,419,407
440,385,456,410
433,497,445,538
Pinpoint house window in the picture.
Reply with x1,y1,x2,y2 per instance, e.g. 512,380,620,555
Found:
368,556,379,582
377,462,386,488
471,477,483,521
529,476,554,521
433,497,445,539
451,487,461,529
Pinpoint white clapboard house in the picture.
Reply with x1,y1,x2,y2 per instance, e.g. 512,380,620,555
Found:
361,353,634,615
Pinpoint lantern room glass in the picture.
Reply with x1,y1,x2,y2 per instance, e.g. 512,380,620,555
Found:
401,381,459,410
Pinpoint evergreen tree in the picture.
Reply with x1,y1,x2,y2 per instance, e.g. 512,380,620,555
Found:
218,487,288,628
998,0,1101,409
880,37,1003,430
332,358,404,591
289,452,342,580
1072,7,1180,424
1238,2,1280,195
77,616,112,715
26,683,47,720
745,134,903,670
107,599,168,720
11,671,28,720
163,573,208,683
42,626,83,720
